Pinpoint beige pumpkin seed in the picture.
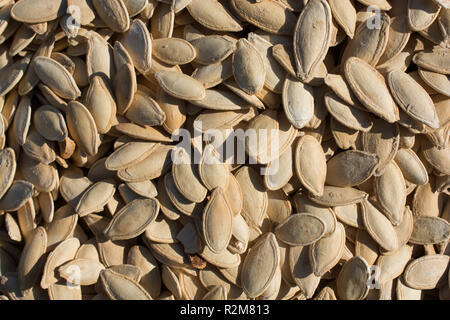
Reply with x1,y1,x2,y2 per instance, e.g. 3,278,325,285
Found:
418,68,450,97
294,135,326,196
198,144,229,191
230,0,296,35
86,31,114,81
191,35,235,66
41,238,80,289
374,161,406,226
275,213,326,246
172,149,207,203
241,233,279,298
336,256,370,300
121,19,152,74
377,245,413,284
282,76,314,129
187,0,242,32
362,119,400,176
293,0,332,81
104,198,159,240
18,227,47,294
248,32,286,94
66,101,100,157
11,0,66,23
202,187,233,254
309,222,345,277
192,59,233,89
388,69,439,129
328,0,356,39
114,63,136,115
346,58,399,123
326,150,379,187
232,38,265,95
0,148,15,199
100,268,152,300
341,12,390,67
410,216,450,245
59,258,105,285
0,56,31,98
153,37,196,65
125,88,166,126
33,105,67,142
75,180,116,217
150,2,174,39
33,56,81,100
361,200,399,252
310,186,368,207
408,0,441,32
413,48,450,74
289,245,320,299
92,0,130,33
0,180,33,212
403,254,449,290
127,245,161,298
117,144,173,182
394,148,429,186
234,166,267,227
154,70,205,101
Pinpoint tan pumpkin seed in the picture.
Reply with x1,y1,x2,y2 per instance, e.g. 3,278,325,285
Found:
341,12,390,67
403,254,449,290
104,198,159,240
154,70,205,101
100,269,152,300
408,0,441,32
187,0,242,32
0,148,15,199
309,222,345,277
362,119,400,176
344,57,399,123
394,148,429,186
418,68,450,97
388,69,439,129
234,166,267,227
0,180,33,212
152,37,196,65
92,0,130,33
326,150,379,187
121,19,152,74
41,238,80,289
33,105,67,142
336,256,370,300
59,258,105,285
377,245,413,284
410,216,450,245
413,48,450,74
150,2,174,39
293,0,332,81
127,245,161,298
198,144,229,191
33,56,81,100
374,161,406,226
18,227,47,294
282,76,314,129
202,187,233,254
230,0,296,35
289,245,320,299
66,101,100,157
294,135,326,196
75,180,116,217
232,39,265,95
328,0,356,39
361,200,399,252
11,0,66,23
241,233,279,298
275,213,326,246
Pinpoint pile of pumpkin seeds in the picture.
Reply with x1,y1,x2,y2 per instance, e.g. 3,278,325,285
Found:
0,0,448,300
